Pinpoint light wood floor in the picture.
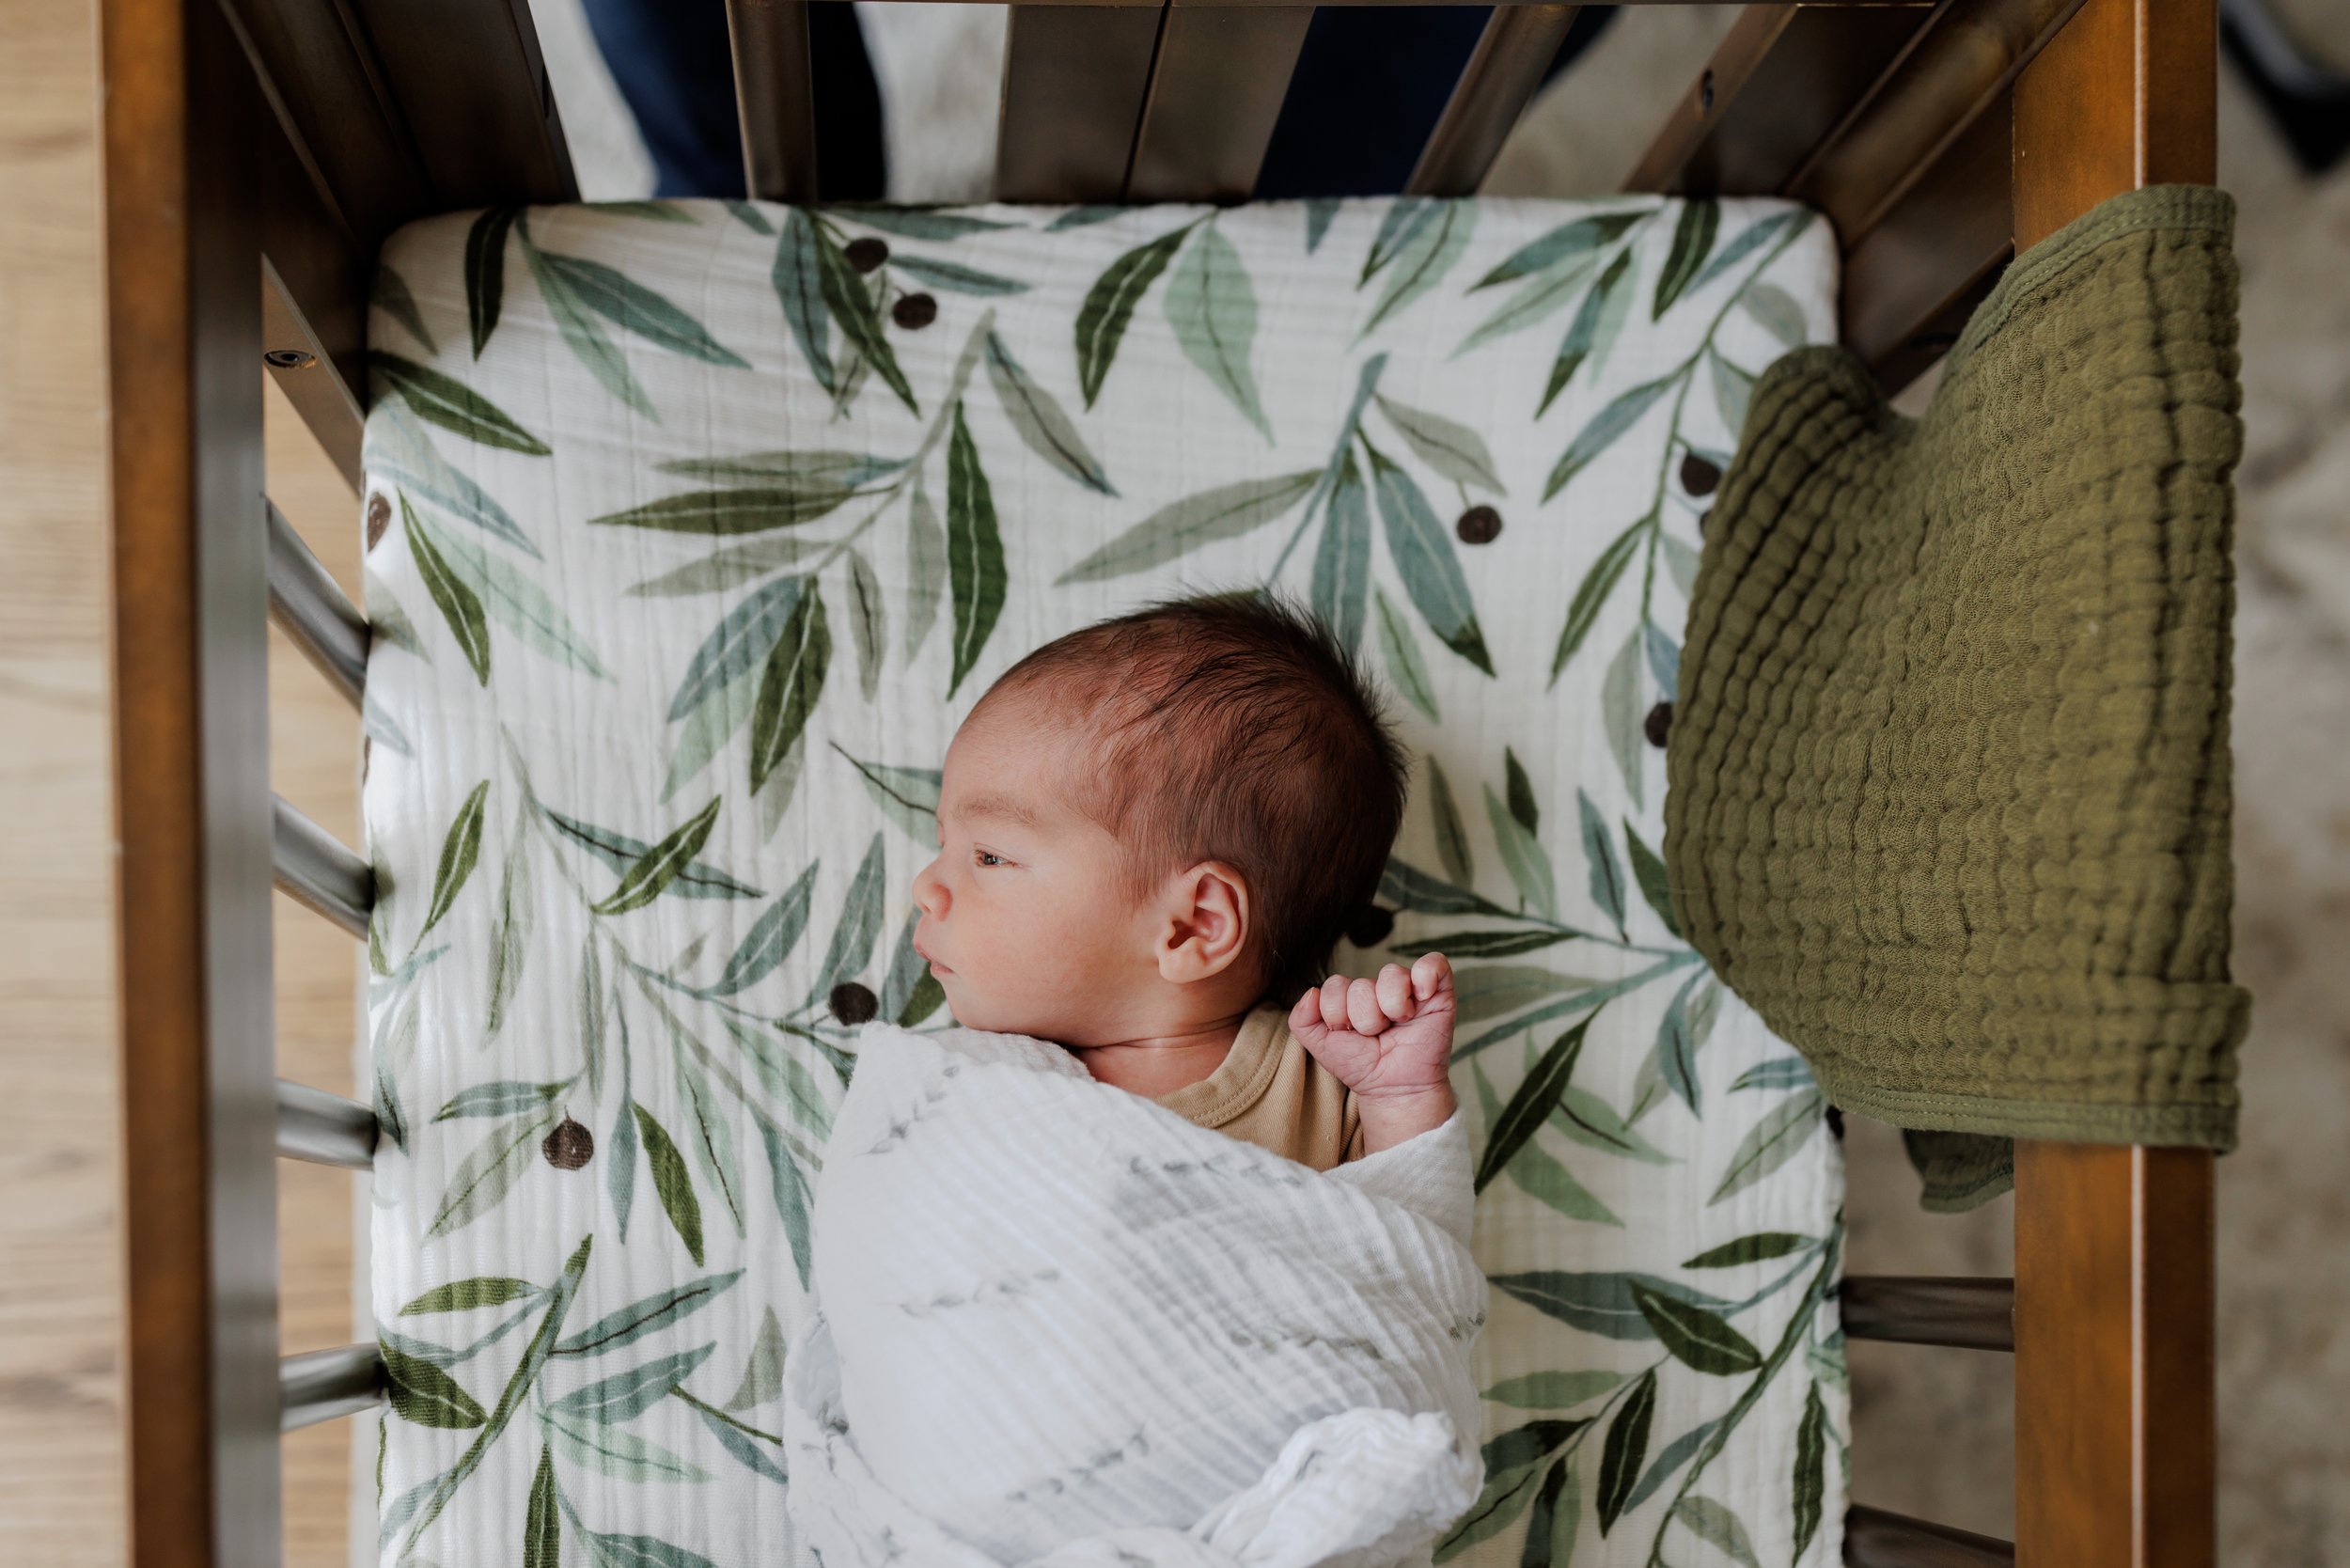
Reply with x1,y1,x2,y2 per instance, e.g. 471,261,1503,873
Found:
1,0,363,1560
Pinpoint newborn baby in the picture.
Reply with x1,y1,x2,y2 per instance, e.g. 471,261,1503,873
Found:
908,589,1461,1166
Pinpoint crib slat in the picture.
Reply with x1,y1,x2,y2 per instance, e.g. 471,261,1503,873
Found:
266,497,368,708
279,1344,386,1433
1843,1507,2015,1568
995,6,1167,203
1841,1275,2014,1351
1125,6,1313,202
726,0,821,202
1405,5,1580,196
271,795,374,938
275,1079,378,1169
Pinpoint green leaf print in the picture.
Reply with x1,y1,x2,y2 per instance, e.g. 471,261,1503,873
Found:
838,206,1020,241
903,477,948,657
1544,373,1676,501
1709,1091,1825,1205
417,778,490,941
1633,1283,1762,1375
525,1444,559,1568
1656,971,1705,1114
1503,748,1540,835
532,247,749,369
1793,1381,1829,1560
608,1093,639,1239
1454,252,1603,358
1360,200,1474,339
1689,208,1808,297
1741,280,1809,348
885,254,1027,297
403,497,492,684
427,1108,557,1238
1474,1018,1590,1192
1522,1459,1581,1568
634,1104,705,1265
1602,629,1647,807
1075,224,1191,406
1058,470,1318,585
1652,200,1719,319
774,209,835,393
1390,929,1573,961
384,1345,488,1429
1435,1419,1576,1562
673,1051,746,1239
369,403,538,554
724,1307,788,1411
433,1080,561,1121
398,1276,538,1316
464,207,517,359
687,1399,789,1486
814,218,917,415
1489,1271,1731,1341
946,401,1007,697
1374,395,1504,494
1551,518,1644,682
1166,222,1272,440
984,332,1116,496
593,798,724,916
484,832,533,1045
1542,249,1634,416
837,750,942,842
523,234,653,416
713,864,818,999
1426,754,1474,887
1047,205,1124,232
630,540,824,601
370,353,549,454
723,199,775,235
747,581,830,793
541,1408,711,1483
666,575,811,721
1731,1057,1813,1093
1378,857,1512,918
805,833,886,1009
585,199,697,224
1374,586,1441,722
1622,1418,1722,1517
1594,1368,1656,1533
373,263,437,356
1485,782,1558,919
1674,1497,1762,1568
1453,964,1592,1024
1623,820,1679,937
572,1523,723,1568
1481,1370,1625,1410
1471,210,1643,291
1361,199,1435,284
658,448,901,487
755,1111,817,1291
1366,443,1492,674
1683,1232,1813,1269
553,1271,744,1360
1552,1084,1675,1165
1576,790,1626,939
544,809,761,901
591,483,859,536
1304,199,1340,253
1709,347,1756,437
1310,449,1372,655
412,510,611,680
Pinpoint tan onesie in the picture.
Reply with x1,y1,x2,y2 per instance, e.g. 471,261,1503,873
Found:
1153,1002,1365,1170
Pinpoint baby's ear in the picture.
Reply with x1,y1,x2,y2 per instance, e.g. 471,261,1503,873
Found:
1153,860,1252,985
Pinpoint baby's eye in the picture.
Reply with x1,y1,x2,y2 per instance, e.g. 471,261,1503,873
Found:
974,849,1006,869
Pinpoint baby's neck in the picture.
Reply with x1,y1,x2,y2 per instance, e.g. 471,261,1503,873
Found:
1065,1011,1250,1098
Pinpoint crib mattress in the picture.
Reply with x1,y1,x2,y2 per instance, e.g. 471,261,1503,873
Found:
360,195,1847,1568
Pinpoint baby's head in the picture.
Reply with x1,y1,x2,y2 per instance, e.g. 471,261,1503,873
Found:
911,592,1409,1047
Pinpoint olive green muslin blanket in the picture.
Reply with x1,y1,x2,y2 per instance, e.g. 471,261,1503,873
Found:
1664,183,2250,1209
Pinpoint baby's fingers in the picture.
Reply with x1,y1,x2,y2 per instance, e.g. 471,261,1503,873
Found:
1411,950,1454,1003
1319,974,1353,1033
1375,963,1417,1023
1346,977,1387,1036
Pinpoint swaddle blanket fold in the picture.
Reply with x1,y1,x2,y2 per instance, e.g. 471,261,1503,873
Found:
781,1023,1489,1568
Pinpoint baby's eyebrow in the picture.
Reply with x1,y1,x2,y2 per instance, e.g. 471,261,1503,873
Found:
951,792,1041,828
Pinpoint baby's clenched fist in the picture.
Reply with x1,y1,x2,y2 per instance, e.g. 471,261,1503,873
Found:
1289,953,1459,1154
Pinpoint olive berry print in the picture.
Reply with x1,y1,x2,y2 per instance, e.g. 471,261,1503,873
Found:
361,196,1848,1568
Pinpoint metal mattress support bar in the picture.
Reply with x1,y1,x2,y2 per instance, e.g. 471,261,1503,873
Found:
271,793,374,937
279,1344,386,1433
265,496,368,708
1842,1507,2015,1568
1840,1276,2015,1351
275,1078,378,1169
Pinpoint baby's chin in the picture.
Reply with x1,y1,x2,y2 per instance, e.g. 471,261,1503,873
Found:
930,977,1059,1041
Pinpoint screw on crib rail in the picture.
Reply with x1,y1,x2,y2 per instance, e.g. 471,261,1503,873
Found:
279,1345,385,1433
1840,1275,2015,1351
272,794,374,939
275,1079,377,1169
267,496,368,709
1843,1507,2015,1568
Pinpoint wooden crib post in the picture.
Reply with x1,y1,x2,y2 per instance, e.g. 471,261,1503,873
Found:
2009,4,2220,1565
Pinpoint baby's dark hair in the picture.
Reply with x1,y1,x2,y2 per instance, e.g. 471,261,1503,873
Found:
978,590,1409,1000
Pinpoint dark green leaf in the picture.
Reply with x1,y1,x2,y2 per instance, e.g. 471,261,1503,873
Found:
1541,249,1634,416
747,581,829,793
886,253,1028,296
369,352,548,454
1310,449,1372,655
1455,253,1605,357
1509,1120,1620,1225
875,909,927,1023
434,1080,560,1121
525,1443,559,1568
1075,226,1190,406
1434,1418,1579,1563
773,210,834,392
1731,1058,1815,1093
591,483,855,537
844,547,885,700
368,407,537,555
1520,1460,1578,1568
1361,199,1435,283
1794,1381,1828,1560
984,332,1116,496
1688,208,1807,297
1166,222,1271,439
1490,1271,1731,1341
399,1277,537,1316
484,828,535,1043
726,1020,833,1141
1480,1370,1624,1410
1361,201,1472,337
1653,200,1719,319
552,1269,744,1359
1656,971,1704,1114
1368,442,1492,674
1552,1084,1674,1165
547,1343,714,1422
1057,469,1317,584
404,496,492,684
1426,754,1474,887
1379,856,1512,917
805,832,886,1008
1473,211,1644,290
588,199,696,223
723,200,775,235
897,969,945,1027
427,1110,556,1238
1374,586,1441,721
1474,1018,1591,1191
1454,964,1594,1024
1390,928,1574,961
1622,1418,1721,1516
633,1104,704,1264
523,236,650,415
656,448,898,487
945,401,1007,697
812,219,916,414
712,863,818,997
1633,1281,1762,1374
575,1528,722,1568
1305,199,1340,253
418,778,490,939
534,249,747,368
1550,517,1644,682
839,206,1018,241
755,1110,815,1290
1046,205,1123,231
1709,1090,1825,1205
384,1344,487,1429
373,263,437,356
592,798,724,916
1503,748,1540,836
664,575,808,721
1595,1370,1655,1534
545,808,761,901
465,208,517,359
1486,781,1557,919
1682,1232,1812,1269
1544,374,1678,501
1623,821,1679,937
1577,790,1626,939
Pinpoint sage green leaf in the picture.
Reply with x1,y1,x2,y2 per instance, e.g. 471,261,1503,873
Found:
1622,1419,1724,1517
898,969,946,1027
633,1104,704,1264
1634,1282,1762,1374
1602,629,1646,807
1076,225,1190,406
755,1110,816,1289
1656,971,1705,1113
813,218,916,413
690,1400,789,1484
1653,199,1719,319
903,478,947,658
1368,445,1492,674
1544,373,1677,500
1623,821,1679,937
984,333,1115,496
1374,586,1441,721
1472,210,1645,290
413,510,610,680
1521,1458,1581,1568
593,797,724,916
1689,207,1808,296
665,664,755,807
1454,252,1600,357
1454,964,1594,1024
575,1527,723,1568
524,237,651,416
1595,1369,1656,1534
1731,1057,1814,1093
588,199,696,223
399,1276,537,1315
774,210,834,392
374,263,437,356
1390,928,1573,961
433,1080,560,1121
553,1269,744,1359
842,206,1019,241
659,448,900,487
368,402,537,554
1541,248,1635,416
535,248,747,368
1683,1232,1812,1269
1794,1382,1828,1560
1058,469,1318,584
417,778,490,940
1362,199,1435,284
876,909,927,1023
1577,789,1625,938
384,1344,487,1429
607,1094,639,1238
545,808,761,901
548,1344,715,1423
1310,449,1372,654
367,585,425,657
525,1444,559,1568
592,484,855,537
1808,1338,1848,1392
724,200,775,235
1709,1090,1825,1205
369,352,548,454
427,1109,556,1238
629,538,824,599
1709,348,1755,438
403,497,491,684
946,402,1007,697
1486,782,1558,919
1473,1017,1591,1192
805,833,885,1008
1740,279,1808,347
542,1407,710,1483
1550,516,1644,682
838,750,942,841
1361,200,1474,338
1304,199,1340,253
1660,533,1701,599
1492,1268,1731,1338
1378,856,1511,918
465,207,516,359
887,253,1027,296
1481,1370,1625,1410
1166,222,1272,440
667,575,808,720
726,1020,833,1142
713,864,817,1000
1376,395,1505,495
1499,747,1539,836
1427,754,1473,886
674,1050,746,1238
747,582,830,793
1434,1433,1552,1563
1553,1085,1675,1165
724,1307,787,1411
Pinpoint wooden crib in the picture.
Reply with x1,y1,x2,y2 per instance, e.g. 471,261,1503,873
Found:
96,0,2218,1564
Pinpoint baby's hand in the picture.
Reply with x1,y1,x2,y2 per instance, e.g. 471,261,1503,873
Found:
1290,954,1459,1154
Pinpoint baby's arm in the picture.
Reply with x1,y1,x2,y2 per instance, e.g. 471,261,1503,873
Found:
1289,953,1459,1155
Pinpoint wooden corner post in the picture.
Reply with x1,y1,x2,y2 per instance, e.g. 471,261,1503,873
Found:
2010,3,2220,1564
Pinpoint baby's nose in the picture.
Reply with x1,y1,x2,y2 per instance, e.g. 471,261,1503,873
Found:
911,857,947,916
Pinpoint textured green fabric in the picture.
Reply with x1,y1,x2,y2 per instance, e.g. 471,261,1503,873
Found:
1664,183,2250,1180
